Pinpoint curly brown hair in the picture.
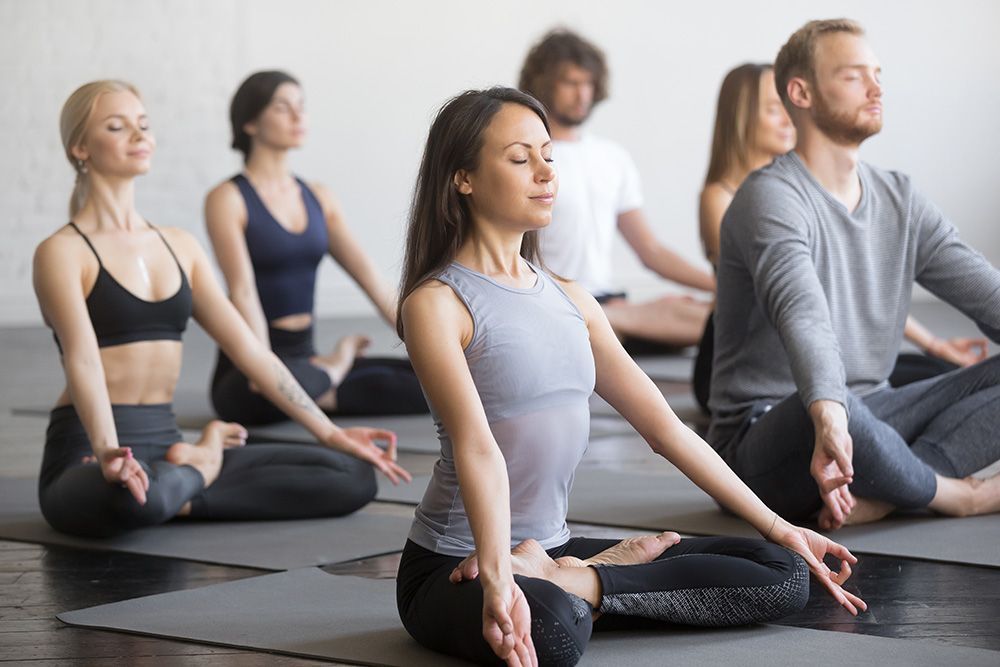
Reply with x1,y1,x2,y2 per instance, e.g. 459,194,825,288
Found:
518,28,608,111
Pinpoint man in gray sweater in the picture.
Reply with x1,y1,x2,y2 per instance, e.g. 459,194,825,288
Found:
709,18,1000,530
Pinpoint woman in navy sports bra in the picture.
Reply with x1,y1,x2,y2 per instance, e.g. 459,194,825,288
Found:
205,71,427,425
32,80,410,538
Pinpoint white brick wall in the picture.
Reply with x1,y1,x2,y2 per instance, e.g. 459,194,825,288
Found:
2,0,998,326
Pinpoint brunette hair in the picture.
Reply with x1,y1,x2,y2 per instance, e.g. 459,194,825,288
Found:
396,87,550,339
704,63,773,184
229,70,299,162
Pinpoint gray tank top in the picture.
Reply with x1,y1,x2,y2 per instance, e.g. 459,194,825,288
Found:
408,261,596,556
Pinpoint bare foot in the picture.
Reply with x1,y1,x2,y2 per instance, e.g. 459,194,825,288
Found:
510,539,561,580
165,420,233,488
579,532,680,567
818,496,893,530
312,334,371,386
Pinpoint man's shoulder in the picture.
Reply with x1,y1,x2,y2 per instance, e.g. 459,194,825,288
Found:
859,160,914,196
733,155,808,208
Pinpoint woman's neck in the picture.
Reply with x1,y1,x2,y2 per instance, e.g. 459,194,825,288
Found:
455,222,532,282
244,145,293,185
77,174,141,230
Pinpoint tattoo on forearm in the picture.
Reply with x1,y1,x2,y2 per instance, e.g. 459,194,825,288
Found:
273,359,326,421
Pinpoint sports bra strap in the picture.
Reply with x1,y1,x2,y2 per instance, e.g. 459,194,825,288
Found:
146,221,184,272
66,221,104,267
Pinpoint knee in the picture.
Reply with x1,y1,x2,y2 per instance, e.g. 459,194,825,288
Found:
516,576,591,667
314,455,377,516
756,545,810,620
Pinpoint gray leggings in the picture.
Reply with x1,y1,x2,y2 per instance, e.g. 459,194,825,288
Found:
718,355,1000,519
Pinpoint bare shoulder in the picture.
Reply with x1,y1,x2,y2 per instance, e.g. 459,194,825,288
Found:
307,181,342,217
204,179,247,223
700,182,734,209
33,227,82,269
403,279,462,317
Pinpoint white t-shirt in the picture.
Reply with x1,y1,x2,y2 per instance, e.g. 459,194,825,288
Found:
539,134,644,295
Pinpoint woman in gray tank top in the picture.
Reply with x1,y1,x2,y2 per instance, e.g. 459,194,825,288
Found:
394,87,866,667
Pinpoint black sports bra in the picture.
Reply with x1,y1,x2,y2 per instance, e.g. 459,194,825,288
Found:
55,221,192,351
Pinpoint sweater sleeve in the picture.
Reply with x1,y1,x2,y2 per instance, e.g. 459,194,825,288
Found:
911,187,1000,343
730,176,848,409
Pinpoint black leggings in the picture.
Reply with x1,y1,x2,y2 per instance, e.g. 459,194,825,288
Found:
38,404,377,538
210,325,427,426
397,536,808,667
692,312,960,415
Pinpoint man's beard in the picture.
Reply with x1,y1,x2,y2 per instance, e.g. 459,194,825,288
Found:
812,90,883,146
548,104,591,128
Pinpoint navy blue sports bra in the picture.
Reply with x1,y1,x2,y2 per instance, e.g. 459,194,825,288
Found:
232,174,328,322
56,221,192,350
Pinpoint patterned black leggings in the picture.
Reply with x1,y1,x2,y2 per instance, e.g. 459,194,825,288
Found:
397,536,809,667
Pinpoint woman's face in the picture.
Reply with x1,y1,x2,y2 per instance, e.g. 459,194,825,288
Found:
754,70,795,158
73,90,155,178
458,103,558,232
248,82,307,151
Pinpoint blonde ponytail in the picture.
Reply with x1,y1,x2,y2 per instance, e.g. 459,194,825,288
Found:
59,80,141,218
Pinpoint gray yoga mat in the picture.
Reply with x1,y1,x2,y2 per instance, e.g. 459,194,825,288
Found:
567,468,1000,568
0,477,410,571
376,474,430,505
246,413,633,450
58,566,1000,667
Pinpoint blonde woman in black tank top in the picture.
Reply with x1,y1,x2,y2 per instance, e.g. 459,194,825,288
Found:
32,80,409,538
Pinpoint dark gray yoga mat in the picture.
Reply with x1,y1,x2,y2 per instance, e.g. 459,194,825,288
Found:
0,477,410,571
58,567,1000,666
567,468,1000,568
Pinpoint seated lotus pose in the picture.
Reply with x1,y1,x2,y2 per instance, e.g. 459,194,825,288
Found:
206,70,427,426
394,87,864,667
692,62,984,413
519,29,714,352
33,80,408,538
708,20,1000,532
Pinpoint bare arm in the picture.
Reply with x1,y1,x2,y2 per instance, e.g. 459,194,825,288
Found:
559,277,864,614
204,181,270,347
698,184,734,268
32,235,149,501
618,208,716,292
403,282,533,661
178,229,408,482
904,315,987,367
312,182,397,327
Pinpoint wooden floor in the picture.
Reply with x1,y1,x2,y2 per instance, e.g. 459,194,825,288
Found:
2,303,999,664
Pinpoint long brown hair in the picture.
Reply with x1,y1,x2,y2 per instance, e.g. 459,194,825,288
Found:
704,63,772,185
397,87,550,340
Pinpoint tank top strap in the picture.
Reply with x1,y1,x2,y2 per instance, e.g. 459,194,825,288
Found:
145,221,185,274
66,221,104,268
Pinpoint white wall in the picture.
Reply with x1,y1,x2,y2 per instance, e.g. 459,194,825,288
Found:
2,0,998,325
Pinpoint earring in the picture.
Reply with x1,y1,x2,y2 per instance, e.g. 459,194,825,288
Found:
77,159,88,174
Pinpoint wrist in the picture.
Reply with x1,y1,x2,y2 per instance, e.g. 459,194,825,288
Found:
808,399,846,429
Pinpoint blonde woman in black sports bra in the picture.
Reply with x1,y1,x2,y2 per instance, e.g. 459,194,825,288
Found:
32,80,409,538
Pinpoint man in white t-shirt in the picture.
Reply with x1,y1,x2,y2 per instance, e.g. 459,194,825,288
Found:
519,29,715,349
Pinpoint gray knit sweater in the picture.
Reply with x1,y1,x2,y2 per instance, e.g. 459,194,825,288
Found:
707,151,1000,448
